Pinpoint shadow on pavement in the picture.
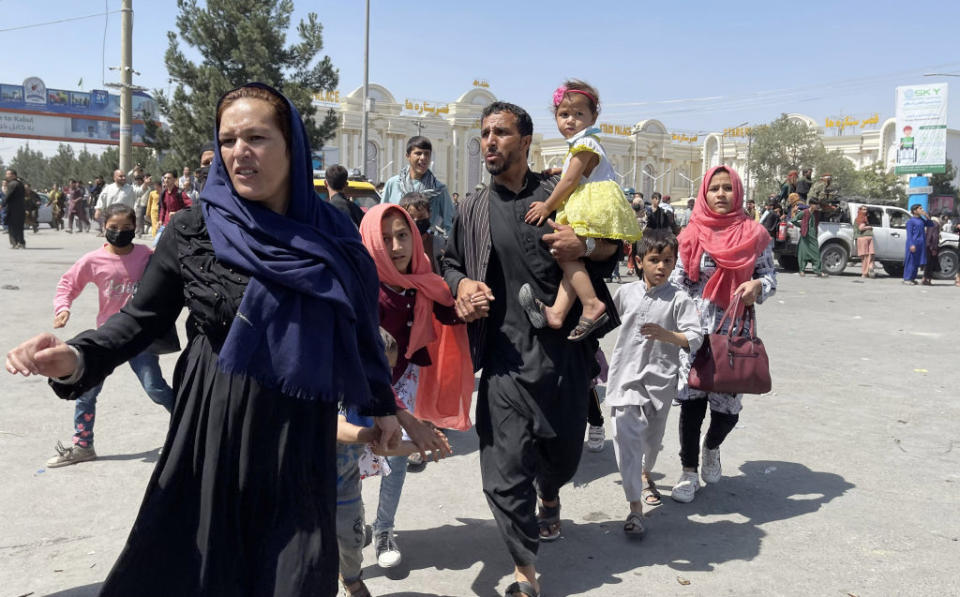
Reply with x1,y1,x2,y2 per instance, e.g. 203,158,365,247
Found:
95,448,159,463
370,460,853,596
443,428,479,459
45,582,103,596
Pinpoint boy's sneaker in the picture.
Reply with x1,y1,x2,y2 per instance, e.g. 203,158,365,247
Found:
46,441,96,468
701,442,722,484
586,425,605,452
671,471,701,503
407,452,426,472
375,530,402,568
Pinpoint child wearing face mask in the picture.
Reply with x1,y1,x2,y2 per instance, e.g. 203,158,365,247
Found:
46,203,175,468
520,79,643,342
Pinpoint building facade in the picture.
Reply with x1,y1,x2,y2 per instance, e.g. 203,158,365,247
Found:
319,87,960,202
317,83,532,196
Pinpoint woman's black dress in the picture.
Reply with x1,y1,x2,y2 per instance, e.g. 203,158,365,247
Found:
51,207,393,596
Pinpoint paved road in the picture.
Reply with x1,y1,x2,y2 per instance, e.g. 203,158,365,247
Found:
1,228,958,596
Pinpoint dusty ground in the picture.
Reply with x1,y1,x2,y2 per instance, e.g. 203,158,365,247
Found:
1,228,958,596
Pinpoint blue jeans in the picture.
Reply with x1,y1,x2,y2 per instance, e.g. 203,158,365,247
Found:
336,443,366,582
73,351,175,448
372,453,408,534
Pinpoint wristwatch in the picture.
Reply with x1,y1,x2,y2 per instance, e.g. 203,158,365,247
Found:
583,238,596,258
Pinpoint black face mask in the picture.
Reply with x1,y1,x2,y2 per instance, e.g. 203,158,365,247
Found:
105,228,136,248
415,218,431,235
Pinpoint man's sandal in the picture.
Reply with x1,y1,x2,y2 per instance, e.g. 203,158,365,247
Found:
567,312,609,342
505,580,541,597
340,577,372,597
642,481,662,506
519,283,548,329
537,500,561,542
623,511,646,538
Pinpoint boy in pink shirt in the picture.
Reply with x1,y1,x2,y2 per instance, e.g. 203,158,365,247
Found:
47,204,175,467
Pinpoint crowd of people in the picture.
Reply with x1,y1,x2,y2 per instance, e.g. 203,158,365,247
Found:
18,77,957,597
1,156,215,250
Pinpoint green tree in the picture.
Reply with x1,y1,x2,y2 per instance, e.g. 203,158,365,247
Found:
809,147,860,200
931,158,958,197
46,144,78,186
156,0,339,167
855,161,907,205
748,114,822,197
9,144,49,187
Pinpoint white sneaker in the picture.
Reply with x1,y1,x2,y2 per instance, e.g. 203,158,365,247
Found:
671,471,701,503
701,442,722,484
586,425,605,452
375,530,402,568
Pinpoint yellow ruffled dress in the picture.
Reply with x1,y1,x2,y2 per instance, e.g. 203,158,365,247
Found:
556,128,643,241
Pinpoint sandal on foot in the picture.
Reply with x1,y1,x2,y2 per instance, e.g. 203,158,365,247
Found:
623,512,646,537
642,481,662,506
505,580,540,597
537,500,561,542
567,312,609,342
519,283,548,329
340,577,372,597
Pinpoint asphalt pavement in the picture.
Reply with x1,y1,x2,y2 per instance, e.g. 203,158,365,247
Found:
1,227,958,596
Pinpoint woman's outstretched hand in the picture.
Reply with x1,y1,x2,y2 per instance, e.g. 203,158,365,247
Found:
5,333,79,379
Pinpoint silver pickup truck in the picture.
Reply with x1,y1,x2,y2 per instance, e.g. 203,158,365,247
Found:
774,202,960,278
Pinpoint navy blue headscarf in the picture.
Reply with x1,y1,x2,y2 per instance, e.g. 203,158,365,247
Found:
200,82,392,408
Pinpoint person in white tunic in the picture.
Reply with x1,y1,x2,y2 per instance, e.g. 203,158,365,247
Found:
608,234,702,536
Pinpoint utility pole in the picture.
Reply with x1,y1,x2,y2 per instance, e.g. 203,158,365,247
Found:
119,0,133,173
360,0,370,177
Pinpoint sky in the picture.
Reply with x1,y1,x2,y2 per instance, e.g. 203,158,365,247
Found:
3,0,960,162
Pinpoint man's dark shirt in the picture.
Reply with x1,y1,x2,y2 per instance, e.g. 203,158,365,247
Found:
646,207,675,231
4,179,24,210
328,191,365,229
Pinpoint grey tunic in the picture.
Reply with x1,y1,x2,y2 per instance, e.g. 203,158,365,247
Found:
606,280,703,410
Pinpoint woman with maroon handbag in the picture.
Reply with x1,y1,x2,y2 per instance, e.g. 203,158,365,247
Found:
669,166,776,503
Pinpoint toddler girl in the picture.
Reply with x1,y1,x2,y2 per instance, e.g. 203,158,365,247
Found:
521,79,643,341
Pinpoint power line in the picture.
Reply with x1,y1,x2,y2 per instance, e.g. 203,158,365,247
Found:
102,0,110,86
0,10,121,33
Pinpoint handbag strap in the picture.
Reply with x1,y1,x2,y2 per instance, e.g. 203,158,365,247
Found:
715,294,743,336
742,305,758,339
715,295,761,339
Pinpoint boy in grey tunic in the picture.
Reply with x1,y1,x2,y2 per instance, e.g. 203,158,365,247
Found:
608,236,702,536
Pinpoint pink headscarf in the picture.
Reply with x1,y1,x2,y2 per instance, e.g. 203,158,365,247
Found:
678,166,770,309
360,204,455,358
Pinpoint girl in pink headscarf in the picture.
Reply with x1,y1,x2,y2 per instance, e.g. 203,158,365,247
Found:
359,203,467,569
669,166,777,504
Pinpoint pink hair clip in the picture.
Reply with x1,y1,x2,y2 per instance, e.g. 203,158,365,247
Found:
552,86,568,107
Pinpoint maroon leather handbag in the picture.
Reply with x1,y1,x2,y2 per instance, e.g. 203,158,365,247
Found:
689,296,771,395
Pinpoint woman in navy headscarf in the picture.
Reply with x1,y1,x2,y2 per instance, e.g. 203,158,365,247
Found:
5,83,401,596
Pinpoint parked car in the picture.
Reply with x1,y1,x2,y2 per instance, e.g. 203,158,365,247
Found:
774,201,960,279
35,193,58,230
